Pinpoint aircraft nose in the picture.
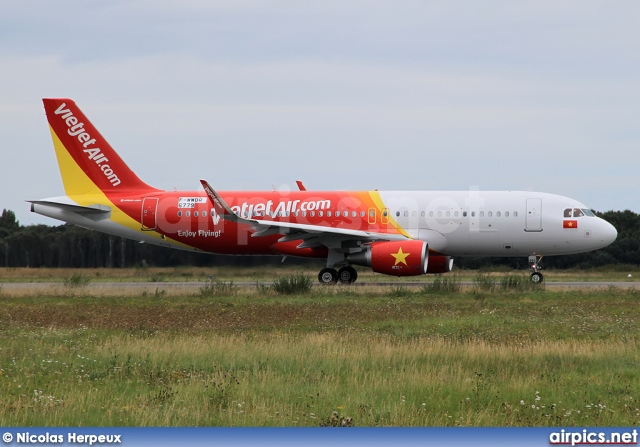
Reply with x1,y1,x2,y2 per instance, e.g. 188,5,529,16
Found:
600,218,618,247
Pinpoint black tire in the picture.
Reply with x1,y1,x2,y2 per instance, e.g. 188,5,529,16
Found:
318,268,338,285
530,272,544,284
337,266,358,284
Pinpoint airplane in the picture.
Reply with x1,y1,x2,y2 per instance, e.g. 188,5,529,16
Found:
30,98,618,284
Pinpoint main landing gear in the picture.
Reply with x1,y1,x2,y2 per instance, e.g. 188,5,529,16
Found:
318,266,358,285
529,255,544,284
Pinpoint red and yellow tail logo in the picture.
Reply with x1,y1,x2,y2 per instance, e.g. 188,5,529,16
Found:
43,98,157,196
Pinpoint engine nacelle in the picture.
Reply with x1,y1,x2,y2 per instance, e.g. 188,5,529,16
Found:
426,256,454,274
348,240,429,276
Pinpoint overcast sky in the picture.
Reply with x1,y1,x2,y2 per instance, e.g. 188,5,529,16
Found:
2,1,639,225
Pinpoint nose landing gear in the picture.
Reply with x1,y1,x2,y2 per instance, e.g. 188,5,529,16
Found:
529,255,544,283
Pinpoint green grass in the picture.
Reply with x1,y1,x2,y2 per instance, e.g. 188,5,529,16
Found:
1,265,639,284
62,273,92,288
270,274,313,295
199,280,238,297
0,286,639,426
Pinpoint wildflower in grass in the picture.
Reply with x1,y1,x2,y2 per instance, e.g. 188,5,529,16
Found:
520,400,525,405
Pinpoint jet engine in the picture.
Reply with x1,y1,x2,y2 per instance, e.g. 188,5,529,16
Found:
348,240,428,276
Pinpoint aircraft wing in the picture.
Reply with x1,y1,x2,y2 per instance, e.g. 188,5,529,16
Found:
200,180,409,247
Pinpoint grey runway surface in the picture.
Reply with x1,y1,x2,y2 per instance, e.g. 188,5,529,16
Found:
1,281,639,291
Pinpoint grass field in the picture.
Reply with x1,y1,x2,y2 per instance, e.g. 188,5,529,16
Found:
0,264,638,283
0,268,639,426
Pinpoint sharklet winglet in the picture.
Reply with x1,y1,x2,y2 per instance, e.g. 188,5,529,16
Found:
199,179,255,225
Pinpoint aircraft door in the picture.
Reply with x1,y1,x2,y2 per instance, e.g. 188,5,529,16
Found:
141,197,159,230
525,198,542,232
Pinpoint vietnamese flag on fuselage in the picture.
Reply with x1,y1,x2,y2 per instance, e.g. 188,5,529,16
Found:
563,220,578,229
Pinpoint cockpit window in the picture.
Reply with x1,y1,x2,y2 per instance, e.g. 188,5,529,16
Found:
564,208,595,218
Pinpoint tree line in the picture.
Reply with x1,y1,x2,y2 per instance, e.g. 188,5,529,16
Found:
0,209,638,270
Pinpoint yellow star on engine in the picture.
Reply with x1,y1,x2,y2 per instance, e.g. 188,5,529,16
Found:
391,247,410,265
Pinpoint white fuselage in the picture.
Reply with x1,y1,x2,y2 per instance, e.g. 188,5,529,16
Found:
377,190,617,256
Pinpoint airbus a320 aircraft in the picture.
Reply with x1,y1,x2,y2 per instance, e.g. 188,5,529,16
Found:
31,99,618,284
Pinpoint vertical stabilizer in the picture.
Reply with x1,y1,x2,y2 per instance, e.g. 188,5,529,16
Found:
43,98,158,196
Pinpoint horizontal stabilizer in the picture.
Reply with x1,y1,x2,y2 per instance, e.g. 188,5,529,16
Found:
28,200,111,215
28,197,112,223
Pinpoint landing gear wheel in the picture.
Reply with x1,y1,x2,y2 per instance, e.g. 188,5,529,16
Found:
318,268,338,285
530,272,544,284
337,266,358,284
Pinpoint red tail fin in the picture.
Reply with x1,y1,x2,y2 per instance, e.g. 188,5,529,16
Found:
43,98,158,195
